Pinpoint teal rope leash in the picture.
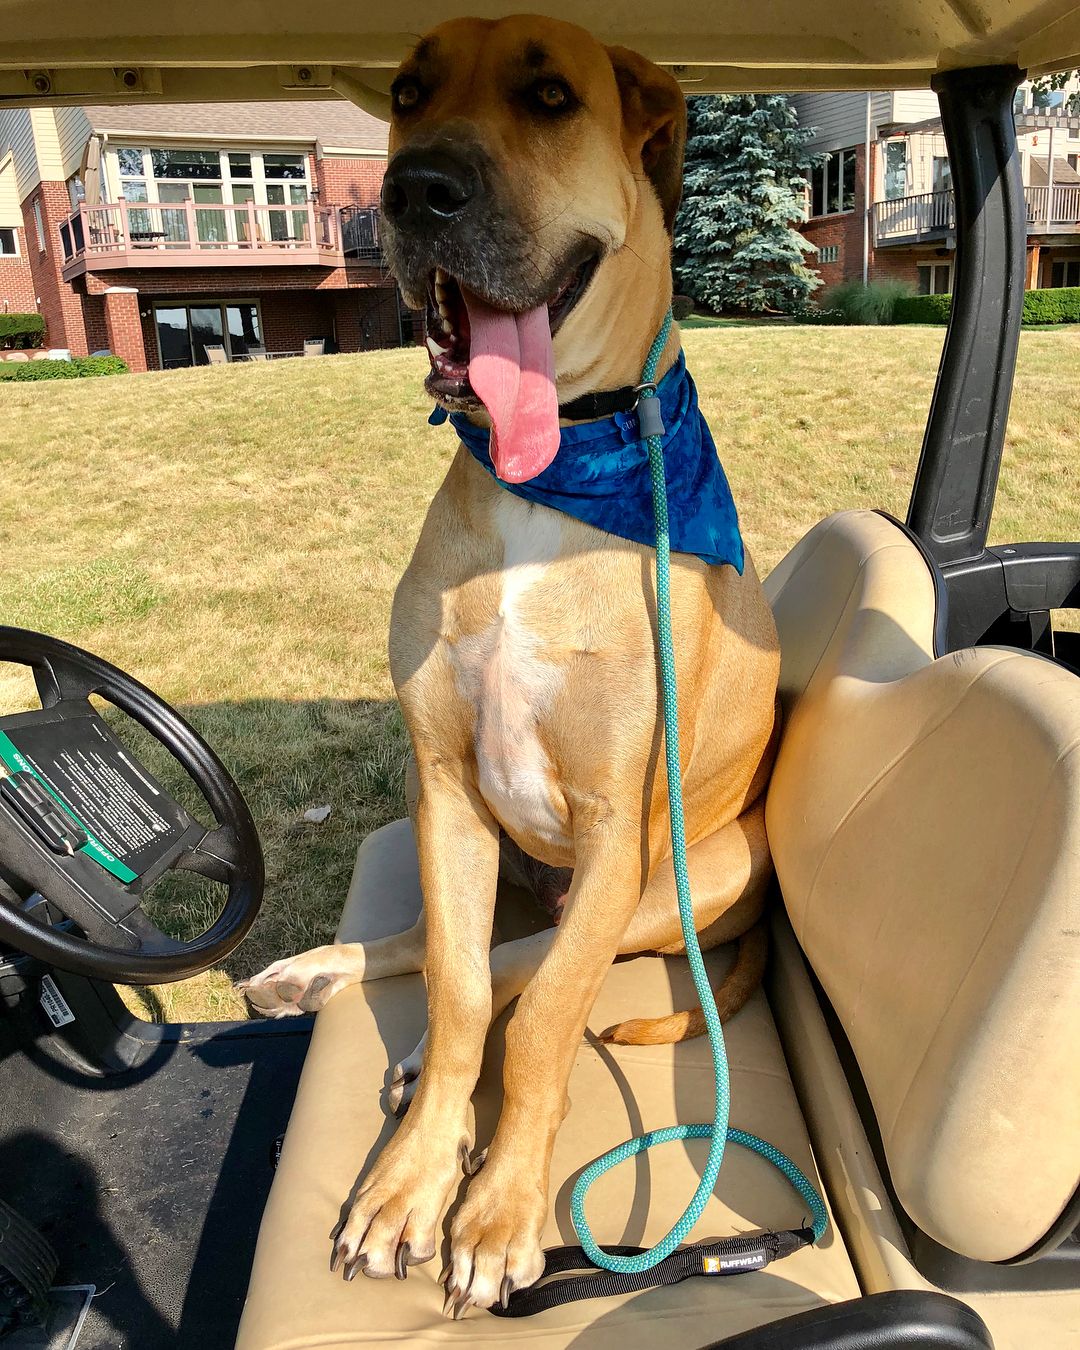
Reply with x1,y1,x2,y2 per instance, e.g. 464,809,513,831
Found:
568,309,828,1276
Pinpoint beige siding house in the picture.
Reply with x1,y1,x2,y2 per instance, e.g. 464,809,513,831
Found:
795,79,1080,293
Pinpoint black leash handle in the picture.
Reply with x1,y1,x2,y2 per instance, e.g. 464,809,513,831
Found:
489,1228,815,1318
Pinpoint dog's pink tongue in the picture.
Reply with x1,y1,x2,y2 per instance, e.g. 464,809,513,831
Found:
463,291,559,483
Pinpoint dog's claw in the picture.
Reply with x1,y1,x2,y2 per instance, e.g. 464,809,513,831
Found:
439,1261,452,1286
442,1286,457,1318
453,1294,474,1320
500,1275,513,1309
395,1242,410,1281
457,1140,487,1175
344,1254,367,1282
330,1244,344,1275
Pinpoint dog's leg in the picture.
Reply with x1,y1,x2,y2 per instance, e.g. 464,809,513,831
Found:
389,928,555,1113
392,802,769,1114
239,921,426,1017
331,764,500,1280
442,819,645,1313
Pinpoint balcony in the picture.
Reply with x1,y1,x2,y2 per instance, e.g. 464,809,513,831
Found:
59,198,350,281
873,185,1080,245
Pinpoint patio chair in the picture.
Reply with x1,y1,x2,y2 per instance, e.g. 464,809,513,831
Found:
246,347,270,361
302,338,326,357
205,345,229,365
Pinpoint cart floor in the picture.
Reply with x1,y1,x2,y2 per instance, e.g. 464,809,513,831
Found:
0,1007,311,1349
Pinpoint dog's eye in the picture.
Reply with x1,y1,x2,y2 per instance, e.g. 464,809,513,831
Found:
530,79,572,112
393,78,423,112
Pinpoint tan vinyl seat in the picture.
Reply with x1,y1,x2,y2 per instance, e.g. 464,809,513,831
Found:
236,818,859,1350
764,509,1080,1267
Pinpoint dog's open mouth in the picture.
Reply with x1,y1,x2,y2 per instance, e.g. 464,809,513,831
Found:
423,254,598,483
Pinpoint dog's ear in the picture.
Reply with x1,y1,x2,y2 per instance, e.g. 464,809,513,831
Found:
606,46,687,234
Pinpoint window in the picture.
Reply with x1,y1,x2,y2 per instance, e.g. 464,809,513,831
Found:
154,300,263,368
262,153,306,180
1013,88,1028,115
809,147,857,217
112,146,312,245
918,261,952,295
1051,259,1080,288
884,140,908,199
1068,154,1079,174
1033,86,1065,111
0,226,17,256
932,156,952,193
817,244,839,264
67,175,85,210
32,198,46,252
150,148,221,180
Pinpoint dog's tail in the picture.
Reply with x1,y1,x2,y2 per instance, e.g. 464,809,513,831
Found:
597,920,768,1046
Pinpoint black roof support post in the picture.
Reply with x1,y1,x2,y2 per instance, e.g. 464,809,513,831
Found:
906,65,1026,566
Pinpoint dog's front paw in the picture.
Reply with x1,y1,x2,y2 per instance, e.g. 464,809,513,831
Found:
443,1167,547,1317
238,946,358,1017
331,1132,469,1281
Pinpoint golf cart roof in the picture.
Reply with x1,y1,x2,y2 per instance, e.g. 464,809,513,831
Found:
1,0,1079,108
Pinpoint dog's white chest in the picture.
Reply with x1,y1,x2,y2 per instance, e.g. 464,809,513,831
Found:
449,498,568,846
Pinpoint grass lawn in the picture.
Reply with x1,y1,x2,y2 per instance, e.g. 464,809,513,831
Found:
1,325,1077,1021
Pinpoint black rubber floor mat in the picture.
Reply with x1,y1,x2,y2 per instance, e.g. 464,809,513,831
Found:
0,1015,311,1349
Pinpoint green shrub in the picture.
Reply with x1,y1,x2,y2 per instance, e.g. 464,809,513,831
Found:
894,293,953,324
792,304,847,325
75,355,129,377
0,355,129,382
895,286,1080,326
0,312,46,349
1022,286,1080,324
822,278,914,325
671,293,695,321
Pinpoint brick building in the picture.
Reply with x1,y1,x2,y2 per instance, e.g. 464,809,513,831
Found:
794,80,1080,295
0,100,405,370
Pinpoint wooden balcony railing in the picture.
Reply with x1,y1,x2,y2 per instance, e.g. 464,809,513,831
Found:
59,198,349,277
873,185,1080,244
872,190,955,242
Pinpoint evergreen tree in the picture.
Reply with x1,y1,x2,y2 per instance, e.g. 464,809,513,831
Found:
674,94,820,315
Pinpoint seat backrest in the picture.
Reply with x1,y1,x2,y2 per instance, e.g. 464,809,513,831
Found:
205,344,228,365
765,510,1080,1265
303,338,326,357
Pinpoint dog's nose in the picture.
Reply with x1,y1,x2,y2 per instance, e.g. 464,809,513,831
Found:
381,148,480,232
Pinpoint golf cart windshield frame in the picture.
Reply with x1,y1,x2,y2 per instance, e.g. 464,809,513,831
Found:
906,64,1080,653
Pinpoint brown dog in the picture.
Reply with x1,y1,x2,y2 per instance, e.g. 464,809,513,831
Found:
240,14,780,1313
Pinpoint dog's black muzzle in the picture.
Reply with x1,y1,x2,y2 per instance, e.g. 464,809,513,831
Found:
379,138,554,312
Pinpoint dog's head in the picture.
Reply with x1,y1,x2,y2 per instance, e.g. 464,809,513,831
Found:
380,15,686,482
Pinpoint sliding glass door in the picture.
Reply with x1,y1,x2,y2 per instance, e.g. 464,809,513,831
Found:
154,301,263,367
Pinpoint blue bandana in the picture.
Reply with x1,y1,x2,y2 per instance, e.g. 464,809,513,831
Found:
429,354,743,573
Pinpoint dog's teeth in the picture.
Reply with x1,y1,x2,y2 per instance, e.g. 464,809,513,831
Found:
441,316,452,334
435,280,448,303
438,301,451,320
426,335,448,358
435,266,448,284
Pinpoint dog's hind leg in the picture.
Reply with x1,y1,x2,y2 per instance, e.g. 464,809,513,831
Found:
599,796,772,1044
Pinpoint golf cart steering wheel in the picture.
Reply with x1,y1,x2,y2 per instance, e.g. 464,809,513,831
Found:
0,627,264,984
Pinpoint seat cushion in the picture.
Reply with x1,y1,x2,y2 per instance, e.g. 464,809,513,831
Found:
765,510,1080,1263
236,819,859,1350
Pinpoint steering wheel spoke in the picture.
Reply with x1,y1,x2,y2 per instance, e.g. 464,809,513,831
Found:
29,652,97,709
177,825,242,883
